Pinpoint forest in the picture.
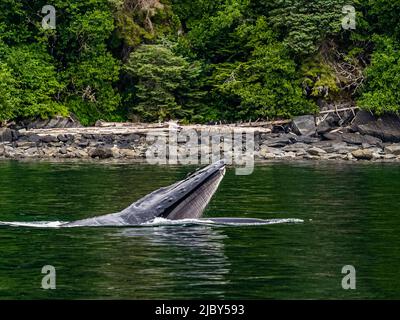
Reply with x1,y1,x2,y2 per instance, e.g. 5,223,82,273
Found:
0,0,399,125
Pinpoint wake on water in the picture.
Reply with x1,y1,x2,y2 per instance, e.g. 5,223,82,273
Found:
0,217,304,228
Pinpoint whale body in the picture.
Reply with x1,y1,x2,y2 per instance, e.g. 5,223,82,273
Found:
62,160,226,227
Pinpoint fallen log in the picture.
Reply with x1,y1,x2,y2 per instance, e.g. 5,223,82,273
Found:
319,107,359,115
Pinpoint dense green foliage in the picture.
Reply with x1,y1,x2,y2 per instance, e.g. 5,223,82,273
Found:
124,44,204,122
358,36,400,114
0,0,399,124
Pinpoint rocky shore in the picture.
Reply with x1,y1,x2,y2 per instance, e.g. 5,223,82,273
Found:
2,111,400,163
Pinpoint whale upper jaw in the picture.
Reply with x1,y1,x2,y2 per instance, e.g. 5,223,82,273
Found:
64,160,226,227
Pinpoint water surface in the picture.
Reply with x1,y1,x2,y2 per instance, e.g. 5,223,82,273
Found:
0,160,399,299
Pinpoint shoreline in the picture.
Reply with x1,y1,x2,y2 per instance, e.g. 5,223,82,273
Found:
2,123,400,164
2,158,400,166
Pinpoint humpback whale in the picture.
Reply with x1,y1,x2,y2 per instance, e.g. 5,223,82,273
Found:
63,160,227,227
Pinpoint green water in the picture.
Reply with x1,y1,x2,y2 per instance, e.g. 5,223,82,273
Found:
0,160,400,299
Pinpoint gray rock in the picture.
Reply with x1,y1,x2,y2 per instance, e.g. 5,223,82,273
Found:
124,133,140,143
316,121,334,135
385,144,400,155
111,146,120,158
75,150,88,158
282,143,309,152
25,116,82,129
321,146,335,153
0,144,4,156
351,149,374,160
350,110,375,131
0,128,13,142
57,134,70,142
323,132,342,141
383,154,397,160
78,140,90,148
325,154,341,160
260,152,276,159
88,147,113,159
337,147,358,155
324,132,383,147
316,114,339,134
331,142,348,150
295,135,320,144
262,134,297,147
26,119,49,130
296,150,308,157
82,133,94,140
344,153,355,161
352,111,400,142
342,133,365,145
311,141,341,154
56,118,70,128
283,151,296,159
46,118,62,128
303,154,320,160
307,147,327,156
25,147,38,157
120,149,138,159
42,148,58,157
11,130,19,141
40,135,59,143
261,147,284,156
291,115,316,136
363,135,383,147
27,134,41,143
16,141,37,148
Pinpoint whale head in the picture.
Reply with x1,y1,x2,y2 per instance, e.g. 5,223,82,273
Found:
63,160,226,227
120,160,226,224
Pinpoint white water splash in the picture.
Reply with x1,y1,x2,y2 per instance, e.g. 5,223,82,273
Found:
142,217,304,227
0,221,65,228
0,218,304,228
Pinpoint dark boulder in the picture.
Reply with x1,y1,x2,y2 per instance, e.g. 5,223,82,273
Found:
78,140,90,148
295,135,320,144
0,128,15,142
262,134,298,148
291,115,316,136
57,134,69,143
88,147,113,159
352,111,400,142
24,116,82,130
40,135,59,143
350,110,375,131
27,134,41,143
124,133,141,143
316,120,334,135
323,131,383,147
82,134,94,140
316,114,339,135
342,133,365,145
323,132,341,141
271,124,289,134
362,135,384,148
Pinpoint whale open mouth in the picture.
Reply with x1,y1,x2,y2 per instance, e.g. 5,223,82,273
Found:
159,164,226,220
118,160,227,224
